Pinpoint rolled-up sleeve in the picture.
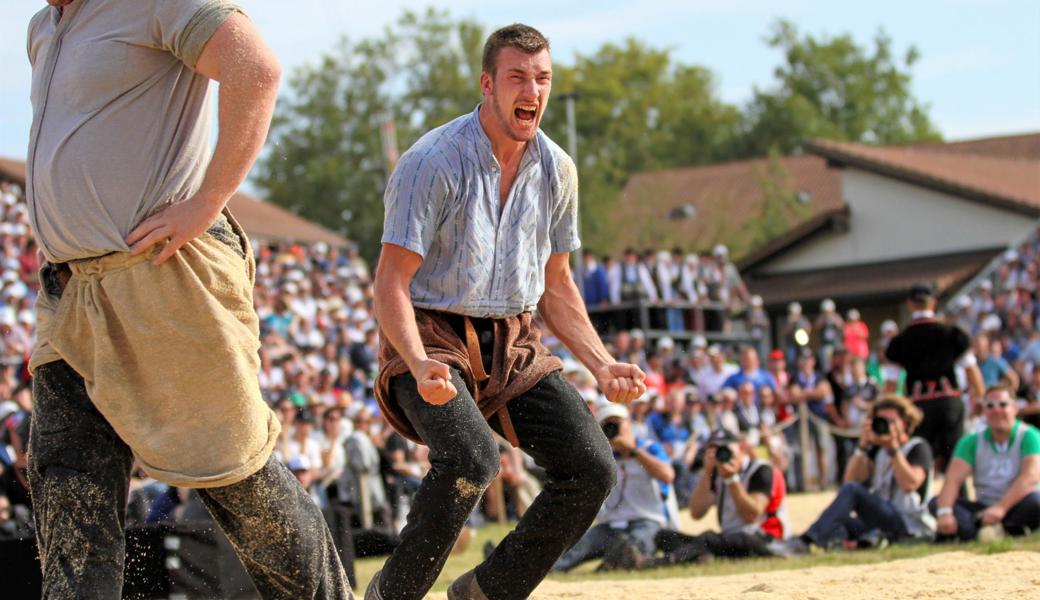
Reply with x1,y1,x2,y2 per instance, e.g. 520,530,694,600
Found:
152,0,244,68
381,151,450,259
550,153,580,254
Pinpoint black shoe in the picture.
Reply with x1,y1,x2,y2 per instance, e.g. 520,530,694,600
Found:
482,540,496,561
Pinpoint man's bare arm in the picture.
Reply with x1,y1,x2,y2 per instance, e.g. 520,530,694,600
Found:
538,252,645,404
372,243,456,405
128,13,280,263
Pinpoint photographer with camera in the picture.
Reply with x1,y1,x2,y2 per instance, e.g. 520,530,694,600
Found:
930,385,1040,541
775,395,935,555
553,404,675,572
599,428,786,569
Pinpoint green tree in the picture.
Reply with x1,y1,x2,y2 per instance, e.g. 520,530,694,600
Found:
739,20,940,156
539,39,742,251
254,9,485,261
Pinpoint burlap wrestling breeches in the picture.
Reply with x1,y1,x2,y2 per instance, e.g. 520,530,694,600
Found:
29,212,279,488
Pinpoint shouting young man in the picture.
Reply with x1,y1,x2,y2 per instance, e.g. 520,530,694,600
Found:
370,23,646,600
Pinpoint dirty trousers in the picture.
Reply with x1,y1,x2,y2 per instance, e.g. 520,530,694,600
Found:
375,370,616,600
28,359,353,599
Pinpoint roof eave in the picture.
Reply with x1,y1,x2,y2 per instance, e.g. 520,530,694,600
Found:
806,140,1040,218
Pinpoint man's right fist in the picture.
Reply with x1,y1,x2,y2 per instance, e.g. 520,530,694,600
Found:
415,359,458,405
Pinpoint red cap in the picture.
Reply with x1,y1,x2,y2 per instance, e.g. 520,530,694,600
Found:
768,349,784,362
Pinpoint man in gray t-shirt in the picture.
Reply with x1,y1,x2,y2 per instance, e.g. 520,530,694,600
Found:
25,1,350,597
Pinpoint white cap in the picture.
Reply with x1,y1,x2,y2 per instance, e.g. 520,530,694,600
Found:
657,250,671,263
751,295,763,307
0,307,15,327
1004,249,1019,262
821,298,836,312
846,308,860,321
630,329,645,340
881,319,898,334
957,295,973,309
691,334,707,349
657,336,675,350
788,302,802,315
17,309,34,325
286,455,312,471
981,314,1002,332
2,271,17,283
980,280,993,291
597,403,630,424
713,244,728,257
685,253,700,265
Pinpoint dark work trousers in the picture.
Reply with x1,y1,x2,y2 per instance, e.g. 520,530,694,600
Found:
376,369,616,600
929,492,1040,541
804,481,909,547
916,397,965,471
654,528,773,563
28,360,352,600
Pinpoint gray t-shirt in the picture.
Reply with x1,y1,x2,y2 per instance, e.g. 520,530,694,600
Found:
26,0,242,263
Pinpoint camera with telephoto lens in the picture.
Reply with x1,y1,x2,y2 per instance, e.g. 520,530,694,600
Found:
871,416,891,436
714,445,734,464
601,421,620,440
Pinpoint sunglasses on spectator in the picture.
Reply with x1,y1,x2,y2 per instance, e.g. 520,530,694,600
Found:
984,400,1012,410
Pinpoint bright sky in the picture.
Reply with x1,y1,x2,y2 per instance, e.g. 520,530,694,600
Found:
2,0,1038,165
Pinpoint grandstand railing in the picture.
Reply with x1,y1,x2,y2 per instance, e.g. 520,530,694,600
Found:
585,299,760,347
944,218,1040,312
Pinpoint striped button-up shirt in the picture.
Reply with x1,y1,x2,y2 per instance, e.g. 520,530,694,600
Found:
382,107,580,318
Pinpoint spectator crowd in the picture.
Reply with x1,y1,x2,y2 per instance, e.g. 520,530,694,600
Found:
0,176,1037,577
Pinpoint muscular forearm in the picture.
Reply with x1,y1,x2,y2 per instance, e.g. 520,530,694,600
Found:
195,16,280,209
372,278,427,375
538,273,614,374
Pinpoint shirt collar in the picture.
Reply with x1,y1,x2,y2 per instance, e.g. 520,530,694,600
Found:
911,310,936,320
469,104,543,171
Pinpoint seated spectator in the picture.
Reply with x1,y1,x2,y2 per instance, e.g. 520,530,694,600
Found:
601,429,786,569
287,455,323,507
553,404,675,573
722,345,778,398
647,386,692,462
976,332,1020,392
342,408,391,528
930,386,1039,541
695,344,738,400
774,395,934,554
734,381,771,447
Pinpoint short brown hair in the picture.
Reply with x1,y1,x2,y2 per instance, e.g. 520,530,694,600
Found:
869,394,924,433
482,24,550,76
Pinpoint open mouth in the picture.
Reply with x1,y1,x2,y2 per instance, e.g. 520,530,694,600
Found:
514,106,537,123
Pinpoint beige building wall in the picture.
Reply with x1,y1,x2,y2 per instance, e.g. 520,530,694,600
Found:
760,168,1035,275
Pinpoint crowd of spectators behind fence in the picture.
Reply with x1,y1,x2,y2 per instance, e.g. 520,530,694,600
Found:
0,177,1037,565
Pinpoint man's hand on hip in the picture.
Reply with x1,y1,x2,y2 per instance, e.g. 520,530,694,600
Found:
415,359,458,405
595,362,647,405
127,193,225,265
